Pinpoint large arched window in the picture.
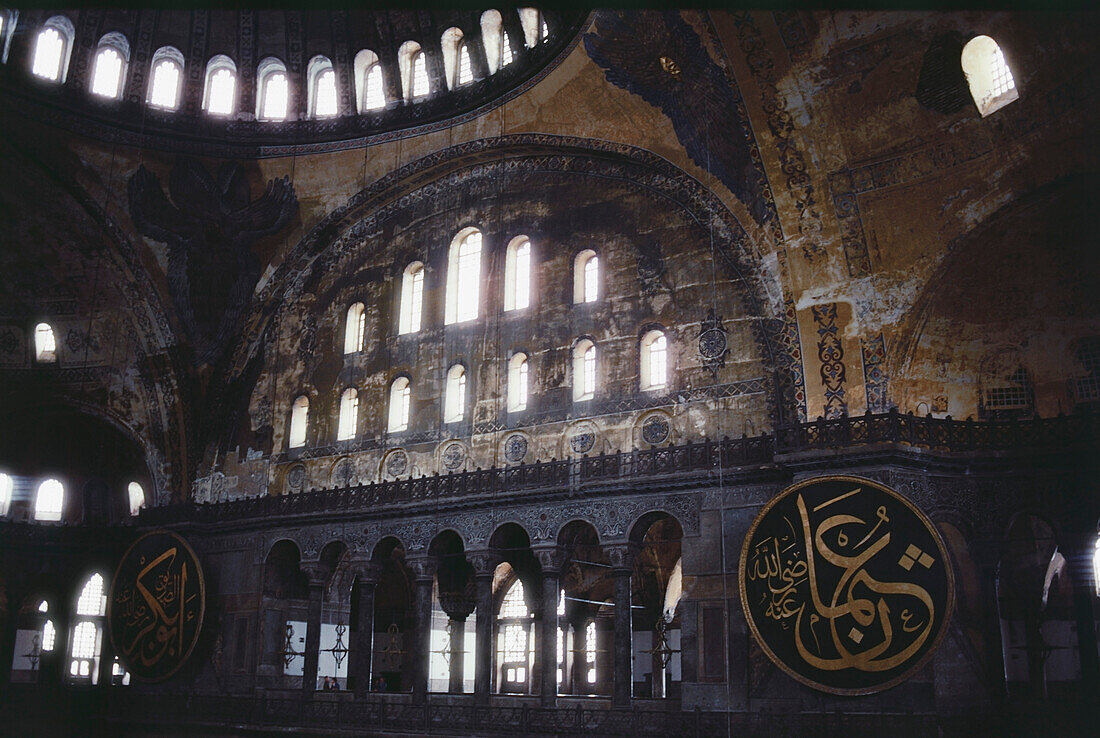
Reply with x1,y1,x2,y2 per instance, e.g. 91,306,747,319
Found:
288,395,309,449
203,55,237,116
307,55,337,118
508,353,529,413
127,481,145,516
71,574,106,682
344,302,366,354
388,377,411,433
480,11,505,74
90,32,129,99
398,41,428,101
354,49,385,112
446,230,482,325
573,250,598,304
257,57,289,121
518,8,546,49
573,339,596,402
35,478,64,522
34,322,57,362
338,388,359,441
42,617,56,653
147,46,184,110
497,577,533,693
504,237,532,312
0,472,11,516
640,329,668,391
399,262,424,335
32,16,74,82
444,364,466,423
962,35,1018,117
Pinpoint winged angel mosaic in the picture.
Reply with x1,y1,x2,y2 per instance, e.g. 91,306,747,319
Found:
739,476,954,694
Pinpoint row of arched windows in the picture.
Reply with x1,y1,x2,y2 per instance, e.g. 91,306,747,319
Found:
345,232,598,352
287,329,669,448
0,473,145,520
27,574,127,685
19,10,549,120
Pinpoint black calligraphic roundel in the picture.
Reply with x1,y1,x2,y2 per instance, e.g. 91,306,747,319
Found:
739,476,954,695
108,530,206,682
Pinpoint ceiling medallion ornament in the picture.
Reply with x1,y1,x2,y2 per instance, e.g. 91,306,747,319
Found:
385,449,409,478
504,434,529,464
441,442,466,471
642,415,671,445
698,308,729,377
739,475,954,695
108,530,206,682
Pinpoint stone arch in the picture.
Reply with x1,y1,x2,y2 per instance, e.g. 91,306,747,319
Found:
263,539,308,600
226,135,797,432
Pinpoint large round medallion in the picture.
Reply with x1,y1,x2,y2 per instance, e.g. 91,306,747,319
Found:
108,529,206,682
739,475,954,695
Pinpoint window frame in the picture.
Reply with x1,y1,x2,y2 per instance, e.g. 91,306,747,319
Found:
202,54,238,117
89,32,130,100
307,54,338,119
388,376,412,433
504,236,533,312
127,481,145,516
961,35,1019,117
572,338,596,403
147,46,184,110
399,261,425,335
444,364,467,423
573,250,599,304
34,322,57,363
34,478,64,522
354,49,386,112
288,395,310,449
31,16,75,83
256,56,290,121
337,387,359,441
344,302,366,354
445,228,483,325
640,329,669,392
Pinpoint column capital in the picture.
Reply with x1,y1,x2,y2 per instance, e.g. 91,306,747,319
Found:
406,555,437,583
350,560,383,585
300,563,328,589
467,550,501,577
604,542,639,571
531,544,565,575
439,590,477,621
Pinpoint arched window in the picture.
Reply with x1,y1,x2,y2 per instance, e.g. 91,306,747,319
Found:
501,31,514,68
354,49,385,112
90,32,129,99
444,364,466,423
147,46,184,110
508,353,529,413
0,472,11,516
504,237,532,311
441,27,465,90
411,52,429,98
398,41,427,101
35,478,64,522
573,250,598,304
32,16,74,82
585,620,597,683
307,55,337,118
127,482,144,516
573,339,596,402
203,55,237,116
641,329,668,391
457,43,473,86
961,35,1018,117
42,619,56,652
344,302,366,354
497,578,533,693
980,349,1032,419
34,322,57,362
288,395,309,449
257,57,289,121
338,388,359,441
518,8,544,49
445,229,482,325
71,574,105,682
388,377,411,433
399,262,424,335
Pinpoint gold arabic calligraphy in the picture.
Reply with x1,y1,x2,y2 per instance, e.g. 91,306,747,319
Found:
747,486,935,674
114,546,197,669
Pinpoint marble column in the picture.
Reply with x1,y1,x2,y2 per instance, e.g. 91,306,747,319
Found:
301,568,326,698
352,562,381,698
469,553,497,705
533,546,563,706
607,544,636,708
439,591,476,694
408,557,436,703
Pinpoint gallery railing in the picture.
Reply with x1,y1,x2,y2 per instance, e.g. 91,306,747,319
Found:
139,410,1098,526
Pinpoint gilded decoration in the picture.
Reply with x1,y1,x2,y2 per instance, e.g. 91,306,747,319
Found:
739,475,954,695
108,530,206,682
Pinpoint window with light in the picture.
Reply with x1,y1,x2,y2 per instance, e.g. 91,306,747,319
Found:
641,330,668,391
344,302,366,354
480,10,505,74
501,31,514,67
203,56,237,116
505,237,532,311
446,230,482,325
338,388,359,441
364,64,384,110
389,377,411,432
90,45,125,99
457,43,473,85
288,395,309,449
0,472,11,516
35,322,57,362
32,18,72,82
445,364,467,423
127,481,145,516
961,35,1018,117
508,353,529,413
573,250,598,304
308,56,337,118
71,573,106,682
573,339,596,402
258,59,289,121
35,478,64,521
411,51,429,98
147,49,183,110
497,578,533,693
399,262,424,335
